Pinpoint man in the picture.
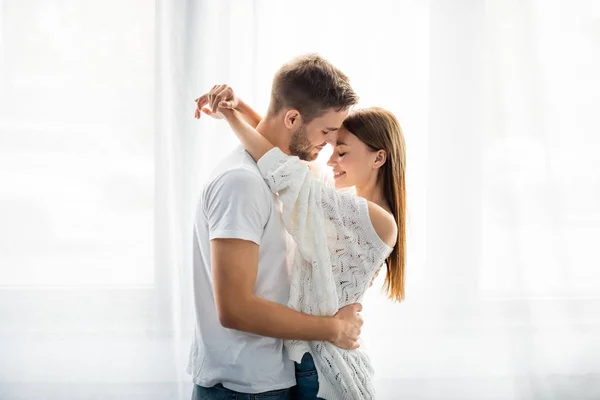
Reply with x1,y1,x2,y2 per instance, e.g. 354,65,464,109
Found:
189,54,361,399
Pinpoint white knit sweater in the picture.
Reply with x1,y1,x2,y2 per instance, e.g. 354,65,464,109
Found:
257,148,393,400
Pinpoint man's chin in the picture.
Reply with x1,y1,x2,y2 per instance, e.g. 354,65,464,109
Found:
306,152,318,162
297,150,318,162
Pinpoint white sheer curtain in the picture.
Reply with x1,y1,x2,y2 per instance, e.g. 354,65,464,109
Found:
1,0,599,399
0,0,193,398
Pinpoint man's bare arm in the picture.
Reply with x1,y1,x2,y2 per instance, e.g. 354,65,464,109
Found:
212,238,362,349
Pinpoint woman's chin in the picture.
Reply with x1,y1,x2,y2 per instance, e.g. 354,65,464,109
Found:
334,180,352,190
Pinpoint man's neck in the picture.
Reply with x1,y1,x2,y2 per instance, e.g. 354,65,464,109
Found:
256,117,290,155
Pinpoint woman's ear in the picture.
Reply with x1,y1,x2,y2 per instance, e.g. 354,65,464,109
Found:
374,149,387,169
284,109,301,130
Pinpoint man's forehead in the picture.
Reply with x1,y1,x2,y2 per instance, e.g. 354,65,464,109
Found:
316,110,347,127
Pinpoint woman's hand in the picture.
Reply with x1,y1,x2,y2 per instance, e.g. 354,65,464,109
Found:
194,84,238,120
194,84,263,128
193,85,273,162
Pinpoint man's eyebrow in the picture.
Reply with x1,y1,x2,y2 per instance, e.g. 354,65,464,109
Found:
325,126,341,131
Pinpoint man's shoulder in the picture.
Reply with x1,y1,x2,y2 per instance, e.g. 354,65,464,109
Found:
210,167,263,190
202,148,268,199
208,146,261,179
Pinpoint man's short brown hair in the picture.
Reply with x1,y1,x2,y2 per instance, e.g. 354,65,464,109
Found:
267,54,359,123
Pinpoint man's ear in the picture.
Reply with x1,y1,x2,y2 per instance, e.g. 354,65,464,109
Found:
374,150,387,169
284,109,302,130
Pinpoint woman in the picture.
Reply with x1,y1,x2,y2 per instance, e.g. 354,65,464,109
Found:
197,94,406,400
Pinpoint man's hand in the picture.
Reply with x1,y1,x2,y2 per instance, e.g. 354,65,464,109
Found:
331,303,363,350
194,84,238,119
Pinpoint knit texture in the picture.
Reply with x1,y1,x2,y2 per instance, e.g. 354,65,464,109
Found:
257,148,393,400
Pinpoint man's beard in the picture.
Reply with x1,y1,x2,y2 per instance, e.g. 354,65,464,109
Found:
289,124,317,161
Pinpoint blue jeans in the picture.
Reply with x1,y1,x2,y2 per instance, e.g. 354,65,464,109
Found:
192,383,292,400
291,353,324,400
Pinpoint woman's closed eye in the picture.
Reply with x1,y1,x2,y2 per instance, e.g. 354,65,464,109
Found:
338,152,346,157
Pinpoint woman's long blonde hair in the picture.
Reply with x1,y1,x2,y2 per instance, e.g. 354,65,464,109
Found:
343,107,407,301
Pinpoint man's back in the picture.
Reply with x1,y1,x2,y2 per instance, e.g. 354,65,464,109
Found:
188,146,295,393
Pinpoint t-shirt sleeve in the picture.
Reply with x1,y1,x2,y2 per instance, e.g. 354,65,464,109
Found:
202,169,270,245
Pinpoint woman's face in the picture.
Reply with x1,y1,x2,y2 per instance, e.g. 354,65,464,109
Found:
327,127,378,189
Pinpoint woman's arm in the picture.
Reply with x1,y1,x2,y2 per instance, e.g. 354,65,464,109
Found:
256,148,396,253
217,108,395,251
221,108,274,162
236,99,262,128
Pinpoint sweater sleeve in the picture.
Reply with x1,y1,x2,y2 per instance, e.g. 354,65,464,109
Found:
257,147,390,259
257,147,340,314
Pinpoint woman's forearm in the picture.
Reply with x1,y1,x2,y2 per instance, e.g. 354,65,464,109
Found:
236,99,262,128
222,109,273,162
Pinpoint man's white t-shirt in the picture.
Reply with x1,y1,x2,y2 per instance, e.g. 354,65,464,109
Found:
187,146,295,393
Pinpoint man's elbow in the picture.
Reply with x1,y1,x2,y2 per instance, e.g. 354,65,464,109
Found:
216,300,249,330
217,309,239,329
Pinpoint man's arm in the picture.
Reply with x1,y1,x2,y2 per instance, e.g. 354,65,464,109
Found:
203,169,362,349
212,238,362,349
